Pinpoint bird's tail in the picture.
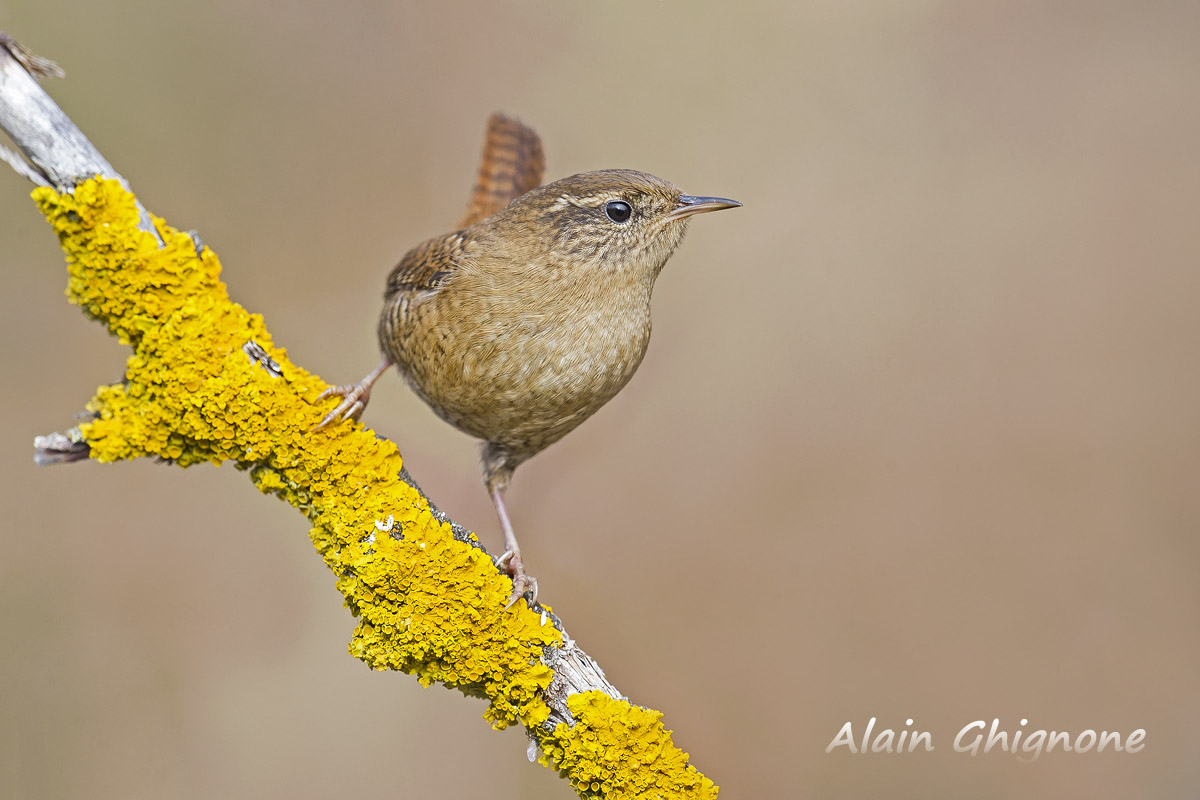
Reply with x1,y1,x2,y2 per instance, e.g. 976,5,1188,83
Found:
459,112,545,228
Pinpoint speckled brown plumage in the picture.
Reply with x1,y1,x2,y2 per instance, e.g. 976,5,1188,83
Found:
316,116,739,606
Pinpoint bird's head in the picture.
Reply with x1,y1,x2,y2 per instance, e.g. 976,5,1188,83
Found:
498,169,740,287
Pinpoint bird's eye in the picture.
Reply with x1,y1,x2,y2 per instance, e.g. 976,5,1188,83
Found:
604,200,633,223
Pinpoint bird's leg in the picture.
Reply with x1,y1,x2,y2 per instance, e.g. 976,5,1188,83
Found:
312,358,391,431
490,482,538,608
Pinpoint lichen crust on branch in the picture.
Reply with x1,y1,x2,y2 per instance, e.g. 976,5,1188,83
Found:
31,176,717,798
543,692,719,798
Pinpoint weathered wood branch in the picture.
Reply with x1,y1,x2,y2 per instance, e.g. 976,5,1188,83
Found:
0,33,160,242
0,33,716,799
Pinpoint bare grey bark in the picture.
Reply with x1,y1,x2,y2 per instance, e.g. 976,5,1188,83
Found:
0,32,621,735
33,428,91,466
0,34,160,241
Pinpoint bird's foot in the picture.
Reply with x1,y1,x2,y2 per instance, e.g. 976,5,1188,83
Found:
310,360,391,433
311,381,373,432
497,549,538,609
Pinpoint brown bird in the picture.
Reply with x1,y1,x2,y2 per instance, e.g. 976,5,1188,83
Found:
315,114,739,606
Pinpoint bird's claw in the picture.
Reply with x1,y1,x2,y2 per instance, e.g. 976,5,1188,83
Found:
311,382,372,432
506,574,538,610
498,550,538,609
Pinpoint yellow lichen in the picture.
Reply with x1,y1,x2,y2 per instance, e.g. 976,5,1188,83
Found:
33,177,717,796
538,692,718,799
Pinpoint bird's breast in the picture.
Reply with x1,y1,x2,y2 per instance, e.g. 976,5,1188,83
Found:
389,282,653,452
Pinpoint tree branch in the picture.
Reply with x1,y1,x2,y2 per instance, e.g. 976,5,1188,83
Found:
0,33,716,799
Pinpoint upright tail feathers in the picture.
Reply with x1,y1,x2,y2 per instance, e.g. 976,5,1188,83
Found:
459,112,545,228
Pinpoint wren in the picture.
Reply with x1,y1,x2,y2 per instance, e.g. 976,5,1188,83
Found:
315,114,740,606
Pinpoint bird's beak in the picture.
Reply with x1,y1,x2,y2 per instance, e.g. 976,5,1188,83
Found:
664,194,742,222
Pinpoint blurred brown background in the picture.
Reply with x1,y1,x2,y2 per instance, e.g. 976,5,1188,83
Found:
2,1,1198,798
